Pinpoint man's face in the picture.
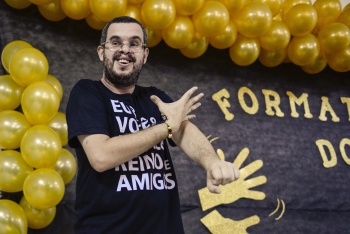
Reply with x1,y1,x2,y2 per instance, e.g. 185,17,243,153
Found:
98,23,149,87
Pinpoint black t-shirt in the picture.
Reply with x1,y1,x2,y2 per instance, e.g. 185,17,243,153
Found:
66,79,184,234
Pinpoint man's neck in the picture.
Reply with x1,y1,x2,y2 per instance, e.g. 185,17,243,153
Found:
101,77,135,94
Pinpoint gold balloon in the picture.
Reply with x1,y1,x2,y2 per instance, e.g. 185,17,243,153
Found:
287,33,320,66
38,0,66,22
258,21,290,51
0,199,28,234
180,34,208,58
256,0,283,17
217,0,248,13
301,55,328,74
313,0,342,31
85,13,108,30
229,35,260,66
44,74,63,101
192,1,229,37
28,0,52,4
209,20,237,50
173,0,204,15
0,75,24,111
21,81,60,125
21,125,62,168
90,0,127,22
327,45,350,72
145,27,162,48
0,150,33,193
46,112,68,146
51,148,77,184
0,110,31,150
141,0,176,30
318,22,350,55
9,47,49,87
233,1,272,38
281,0,312,15
61,0,91,20
19,196,56,229
283,3,317,36
162,15,194,49
123,3,143,24
4,0,31,9
23,168,65,209
1,40,32,73
337,8,350,29
259,48,287,67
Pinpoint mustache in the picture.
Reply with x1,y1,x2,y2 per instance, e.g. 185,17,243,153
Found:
113,52,136,63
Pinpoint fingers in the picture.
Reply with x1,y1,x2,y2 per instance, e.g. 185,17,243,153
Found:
150,95,162,105
207,161,240,193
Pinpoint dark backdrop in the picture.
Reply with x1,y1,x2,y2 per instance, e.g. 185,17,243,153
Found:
1,1,350,233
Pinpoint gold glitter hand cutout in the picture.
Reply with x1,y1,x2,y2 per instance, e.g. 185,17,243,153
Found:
198,147,267,211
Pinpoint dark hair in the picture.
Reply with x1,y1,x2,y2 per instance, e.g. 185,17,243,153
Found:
100,16,148,47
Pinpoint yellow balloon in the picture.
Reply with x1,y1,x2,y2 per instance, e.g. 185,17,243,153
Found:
217,0,248,13
258,21,290,51
123,3,143,24
28,0,52,4
38,0,66,21
256,0,283,17
0,110,31,150
19,196,56,229
233,1,272,38
23,168,65,209
173,0,204,15
301,55,328,74
0,75,24,111
287,33,320,66
85,13,108,31
128,0,144,3
327,45,350,72
21,125,62,168
162,15,194,49
21,81,60,125
318,22,350,55
180,35,208,58
281,0,312,15
344,3,350,11
9,47,49,87
337,8,350,29
4,0,32,9
209,20,237,49
61,0,91,20
1,40,32,73
44,74,63,101
229,35,260,66
313,0,342,31
0,200,27,234
51,148,77,184
0,150,33,193
90,0,127,22
141,0,176,30
145,28,162,48
259,48,287,67
46,112,68,146
283,3,317,36
192,1,229,37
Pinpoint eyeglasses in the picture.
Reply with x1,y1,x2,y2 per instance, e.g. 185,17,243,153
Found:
101,40,146,53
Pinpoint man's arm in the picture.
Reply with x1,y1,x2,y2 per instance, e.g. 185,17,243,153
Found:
172,121,240,194
78,86,203,172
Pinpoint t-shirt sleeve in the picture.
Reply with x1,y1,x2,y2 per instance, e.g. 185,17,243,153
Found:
66,80,110,148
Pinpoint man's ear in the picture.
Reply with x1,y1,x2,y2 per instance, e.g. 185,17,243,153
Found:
97,46,104,61
143,48,149,64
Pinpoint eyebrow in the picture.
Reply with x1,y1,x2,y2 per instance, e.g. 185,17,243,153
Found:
108,35,143,42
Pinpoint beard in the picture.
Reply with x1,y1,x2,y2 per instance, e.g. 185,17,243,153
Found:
103,52,143,87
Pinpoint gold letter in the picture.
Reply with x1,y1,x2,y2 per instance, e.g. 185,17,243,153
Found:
238,87,259,115
319,96,340,122
340,97,350,122
339,138,350,166
212,88,234,121
315,139,337,168
286,91,313,119
262,89,284,117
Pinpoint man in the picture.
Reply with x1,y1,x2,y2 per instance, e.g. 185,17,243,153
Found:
66,16,239,233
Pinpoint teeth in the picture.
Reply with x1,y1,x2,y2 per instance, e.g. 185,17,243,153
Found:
119,59,129,64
